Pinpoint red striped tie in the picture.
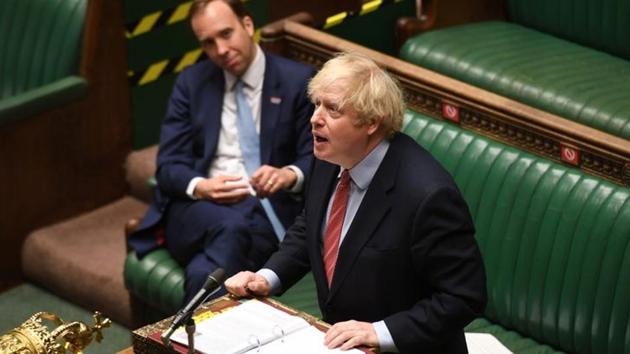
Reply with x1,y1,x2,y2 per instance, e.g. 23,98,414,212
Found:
323,170,350,287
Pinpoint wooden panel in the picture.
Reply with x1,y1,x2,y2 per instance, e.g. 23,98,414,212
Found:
261,21,630,187
0,0,131,285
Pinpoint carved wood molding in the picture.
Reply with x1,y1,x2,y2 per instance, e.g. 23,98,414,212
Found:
262,21,630,187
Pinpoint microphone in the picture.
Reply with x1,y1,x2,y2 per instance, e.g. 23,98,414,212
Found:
161,268,226,343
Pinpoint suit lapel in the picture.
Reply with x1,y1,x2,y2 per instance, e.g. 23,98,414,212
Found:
327,140,400,301
260,53,282,164
202,67,225,164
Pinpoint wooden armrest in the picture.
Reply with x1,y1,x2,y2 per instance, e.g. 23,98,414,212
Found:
395,16,429,50
260,12,315,53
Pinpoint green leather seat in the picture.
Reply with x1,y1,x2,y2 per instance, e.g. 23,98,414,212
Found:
400,1,630,140
126,109,629,353
403,110,630,354
0,0,88,124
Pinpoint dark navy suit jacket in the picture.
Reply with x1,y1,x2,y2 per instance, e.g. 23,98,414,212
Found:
265,133,487,354
129,52,315,257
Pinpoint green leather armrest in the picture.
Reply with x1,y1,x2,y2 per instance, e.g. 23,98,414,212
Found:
124,249,186,315
0,76,88,126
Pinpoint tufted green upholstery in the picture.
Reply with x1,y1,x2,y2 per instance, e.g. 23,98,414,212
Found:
125,109,630,353
506,0,630,60
403,110,630,354
400,0,630,141
124,249,185,315
0,0,88,124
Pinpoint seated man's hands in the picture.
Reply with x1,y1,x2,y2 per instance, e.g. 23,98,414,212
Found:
193,175,250,204
250,165,297,199
224,271,271,297
324,320,379,351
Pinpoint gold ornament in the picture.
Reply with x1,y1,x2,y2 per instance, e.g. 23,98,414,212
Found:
0,311,111,354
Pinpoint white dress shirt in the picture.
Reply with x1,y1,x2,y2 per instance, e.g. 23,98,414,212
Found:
186,45,304,197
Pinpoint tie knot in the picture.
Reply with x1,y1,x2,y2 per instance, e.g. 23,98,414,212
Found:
235,80,246,93
339,169,350,187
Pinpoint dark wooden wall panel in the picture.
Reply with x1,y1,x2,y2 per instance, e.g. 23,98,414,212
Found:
0,0,131,287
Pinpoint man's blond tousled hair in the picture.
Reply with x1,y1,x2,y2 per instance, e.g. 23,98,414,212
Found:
308,52,405,138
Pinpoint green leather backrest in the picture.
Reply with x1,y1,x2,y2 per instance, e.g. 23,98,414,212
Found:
402,110,630,354
0,0,86,99
506,0,630,60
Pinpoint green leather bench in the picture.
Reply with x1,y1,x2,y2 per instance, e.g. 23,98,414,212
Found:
403,110,630,354
400,1,630,140
126,109,629,353
0,0,88,125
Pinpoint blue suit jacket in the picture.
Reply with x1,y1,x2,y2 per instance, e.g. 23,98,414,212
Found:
129,52,315,257
265,133,487,354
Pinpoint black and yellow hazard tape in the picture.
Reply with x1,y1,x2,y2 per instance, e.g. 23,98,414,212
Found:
322,0,403,29
126,1,192,38
127,0,405,86
128,48,205,86
125,0,250,39
127,29,261,87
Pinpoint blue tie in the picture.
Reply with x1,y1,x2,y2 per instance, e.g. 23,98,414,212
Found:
235,80,286,241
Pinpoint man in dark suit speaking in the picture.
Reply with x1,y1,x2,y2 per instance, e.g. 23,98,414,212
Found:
128,0,314,302
225,53,487,353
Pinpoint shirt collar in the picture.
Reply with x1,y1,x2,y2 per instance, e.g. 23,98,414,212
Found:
224,44,265,91
339,139,390,190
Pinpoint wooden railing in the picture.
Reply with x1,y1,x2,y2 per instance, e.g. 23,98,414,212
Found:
261,20,630,187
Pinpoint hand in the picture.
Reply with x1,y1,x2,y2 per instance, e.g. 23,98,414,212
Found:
324,320,379,351
250,165,297,199
193,175,250,204
224,271,271,297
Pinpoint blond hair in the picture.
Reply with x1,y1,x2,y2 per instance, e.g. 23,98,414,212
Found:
308,52,405,137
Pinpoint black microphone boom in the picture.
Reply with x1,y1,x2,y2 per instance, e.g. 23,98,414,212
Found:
161,268,226,343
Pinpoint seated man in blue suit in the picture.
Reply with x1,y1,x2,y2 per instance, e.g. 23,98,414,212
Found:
225,53,487,353
128,0,315,302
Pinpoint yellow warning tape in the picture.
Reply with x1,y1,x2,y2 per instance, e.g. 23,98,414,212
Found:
126,0,249,39
322,0,403,30
323,12,348,30
131,12,161,37
360,0,383,16
174,49,204,73
168,2,193,25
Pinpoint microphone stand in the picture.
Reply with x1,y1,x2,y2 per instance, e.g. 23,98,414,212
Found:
161,311,195,353
185,318,196,354
161,318,196,354
161,286,223,352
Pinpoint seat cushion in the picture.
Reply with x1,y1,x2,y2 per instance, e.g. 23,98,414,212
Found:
22,196,148,328
400,21,630,140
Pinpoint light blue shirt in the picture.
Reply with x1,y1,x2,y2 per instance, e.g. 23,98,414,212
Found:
258,139,399,353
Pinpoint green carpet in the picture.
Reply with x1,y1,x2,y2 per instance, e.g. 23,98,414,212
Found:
0,283,132,353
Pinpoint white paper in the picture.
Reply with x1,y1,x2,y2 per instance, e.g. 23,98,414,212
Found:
242,325,363,354
171,299,310,354
465,332,513,354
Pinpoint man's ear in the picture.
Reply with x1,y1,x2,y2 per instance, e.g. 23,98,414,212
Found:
242,16,255,36
366,117,381,136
